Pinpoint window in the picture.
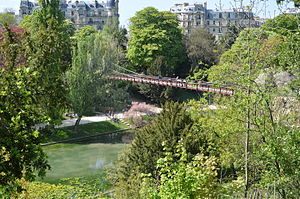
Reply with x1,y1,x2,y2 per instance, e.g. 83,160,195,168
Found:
207,21,210,25
213,20,215,25
213,28,215,32
79,9,84,17
219,13,222,18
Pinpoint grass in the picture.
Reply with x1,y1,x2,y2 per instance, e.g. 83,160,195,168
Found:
44,120,128,143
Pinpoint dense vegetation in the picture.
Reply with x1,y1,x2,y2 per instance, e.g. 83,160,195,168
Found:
0,0,299,198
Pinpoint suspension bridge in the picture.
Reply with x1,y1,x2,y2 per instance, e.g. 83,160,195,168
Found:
109,67,236,96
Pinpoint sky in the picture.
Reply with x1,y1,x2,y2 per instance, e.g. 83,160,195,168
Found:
0,0,294,26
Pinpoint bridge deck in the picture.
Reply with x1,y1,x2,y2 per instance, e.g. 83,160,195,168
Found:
110,73,235,95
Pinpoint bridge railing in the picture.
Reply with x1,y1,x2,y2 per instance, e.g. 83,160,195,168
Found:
109,73,235,95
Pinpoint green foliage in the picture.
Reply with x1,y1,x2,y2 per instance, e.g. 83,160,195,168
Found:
262,14,300,36
72,26,97,43
66,28,129,123
127,7,184,71
218,25,244,51
111,102,216,198
140,141,221,199
102,18,128,51
126,7,185,102
18,175,111,199
0,12,16,26
185,27,220,74
22,0,73,122
198,18,300,197
0,26,49,197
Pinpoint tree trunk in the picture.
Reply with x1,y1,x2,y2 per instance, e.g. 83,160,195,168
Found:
74,116,82,133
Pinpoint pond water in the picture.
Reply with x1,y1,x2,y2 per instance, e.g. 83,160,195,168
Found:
40,133,129,183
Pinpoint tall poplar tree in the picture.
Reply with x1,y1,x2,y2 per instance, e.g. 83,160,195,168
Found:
23,0,73,122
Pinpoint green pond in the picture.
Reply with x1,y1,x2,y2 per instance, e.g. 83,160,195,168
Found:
40,133,128,183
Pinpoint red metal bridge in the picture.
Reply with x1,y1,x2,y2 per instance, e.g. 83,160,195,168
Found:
110,72,235,96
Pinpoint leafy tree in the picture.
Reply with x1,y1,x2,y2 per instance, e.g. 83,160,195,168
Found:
203,21,300,197
111,102,216,198
126,7,185,102
218,25,244,51
0,25,49,197
102,17,128,51
127,7,184,72
66,27,129,131
72,26,97,43
0,12,16,26
140,141,221,199
185,27,220,74
22,0,73,122
262,14,300,36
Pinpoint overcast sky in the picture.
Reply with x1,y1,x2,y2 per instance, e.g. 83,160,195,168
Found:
0,0,294,26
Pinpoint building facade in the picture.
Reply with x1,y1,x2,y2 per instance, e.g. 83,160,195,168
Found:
170,2,258,38
19,0,119,30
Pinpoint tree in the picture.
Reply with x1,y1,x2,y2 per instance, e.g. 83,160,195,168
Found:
0,12,16,26
185,27,220,74
218,25,244,51
66,27,129,132
0,25,49,197
203,18,300,197
111,102,216,198
140,141,221,199
262,14,300,36
22,0,73,122
71,26,97,43
126,7,185,101
127,7,184,72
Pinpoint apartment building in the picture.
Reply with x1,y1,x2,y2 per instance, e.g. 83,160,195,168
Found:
170,2,259,39
19,0,119,30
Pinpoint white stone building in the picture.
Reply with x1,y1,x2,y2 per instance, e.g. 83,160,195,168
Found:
170,2,259,38
19,0,119,30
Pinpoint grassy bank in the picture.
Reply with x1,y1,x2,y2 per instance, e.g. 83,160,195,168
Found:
44,120,128,143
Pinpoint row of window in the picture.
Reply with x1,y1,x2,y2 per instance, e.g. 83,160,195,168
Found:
70,18,105,24
208,12,253,19
70,10,103,17
171,6,204,12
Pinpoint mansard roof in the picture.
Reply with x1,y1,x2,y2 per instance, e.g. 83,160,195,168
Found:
106,0,116,8
65,1,109,11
